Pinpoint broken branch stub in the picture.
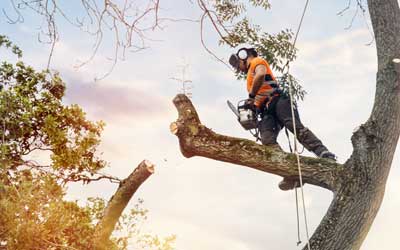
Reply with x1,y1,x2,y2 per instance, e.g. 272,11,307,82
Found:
93,160,154,250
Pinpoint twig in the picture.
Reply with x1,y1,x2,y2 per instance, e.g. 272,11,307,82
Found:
199,12,232,70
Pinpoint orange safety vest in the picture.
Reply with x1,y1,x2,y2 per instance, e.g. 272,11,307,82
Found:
246,57,277,108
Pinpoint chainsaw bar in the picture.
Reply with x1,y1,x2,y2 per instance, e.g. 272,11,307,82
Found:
227,100,239,118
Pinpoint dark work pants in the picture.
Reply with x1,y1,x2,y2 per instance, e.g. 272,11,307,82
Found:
258,96,329,156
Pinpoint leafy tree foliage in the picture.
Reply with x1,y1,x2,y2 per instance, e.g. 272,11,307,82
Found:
0,37,175,250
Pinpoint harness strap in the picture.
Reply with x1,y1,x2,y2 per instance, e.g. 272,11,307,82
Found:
256,81,281,114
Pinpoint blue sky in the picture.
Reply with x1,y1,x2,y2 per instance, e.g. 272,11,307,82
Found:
1,1,399,249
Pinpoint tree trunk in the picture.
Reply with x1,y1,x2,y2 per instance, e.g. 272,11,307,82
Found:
93,160,154,250
171,1,400,248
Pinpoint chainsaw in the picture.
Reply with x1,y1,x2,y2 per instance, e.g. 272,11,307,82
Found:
227,100,258,130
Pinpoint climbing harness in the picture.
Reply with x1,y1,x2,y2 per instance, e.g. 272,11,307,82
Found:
283,0,312,249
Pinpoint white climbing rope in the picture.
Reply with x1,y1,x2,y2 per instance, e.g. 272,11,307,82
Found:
288,77,311,250
283,0,312,249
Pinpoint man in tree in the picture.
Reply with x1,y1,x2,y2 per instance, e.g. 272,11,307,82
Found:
229,47,336,190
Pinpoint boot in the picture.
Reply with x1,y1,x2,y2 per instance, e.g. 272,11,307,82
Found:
278,178,303,191
319,150,337,161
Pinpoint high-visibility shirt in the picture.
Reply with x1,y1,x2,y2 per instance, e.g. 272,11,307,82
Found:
246,57,277,107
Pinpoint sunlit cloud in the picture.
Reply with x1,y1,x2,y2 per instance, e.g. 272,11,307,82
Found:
65,79,170,121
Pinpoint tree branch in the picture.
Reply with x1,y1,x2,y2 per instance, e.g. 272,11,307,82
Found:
93,160,154,250
170,94,342,191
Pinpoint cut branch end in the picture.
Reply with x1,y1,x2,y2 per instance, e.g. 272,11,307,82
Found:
170,122,178,135
143,159,155,173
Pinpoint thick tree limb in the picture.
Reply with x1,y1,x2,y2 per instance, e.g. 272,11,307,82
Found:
171,94,342,191
93,160,154,250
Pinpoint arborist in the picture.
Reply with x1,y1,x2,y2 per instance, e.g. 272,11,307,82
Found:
229,47,336,190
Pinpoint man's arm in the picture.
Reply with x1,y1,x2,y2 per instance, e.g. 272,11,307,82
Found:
249,65,268,96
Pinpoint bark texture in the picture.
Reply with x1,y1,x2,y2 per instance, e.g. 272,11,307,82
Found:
171,1,400,249
93,160,154,250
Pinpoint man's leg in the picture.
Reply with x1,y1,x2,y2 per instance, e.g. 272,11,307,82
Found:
258,113,281,147
275,97,334,158
274,97,336,190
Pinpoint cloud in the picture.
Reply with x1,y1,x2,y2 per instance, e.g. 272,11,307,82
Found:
64,76,171,122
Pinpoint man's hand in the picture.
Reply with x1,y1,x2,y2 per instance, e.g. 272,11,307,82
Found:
245,97,255,106
244,98,255,110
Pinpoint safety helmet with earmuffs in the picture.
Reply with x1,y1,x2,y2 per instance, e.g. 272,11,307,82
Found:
229,47,258,72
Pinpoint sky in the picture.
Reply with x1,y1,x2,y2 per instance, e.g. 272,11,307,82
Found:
1,0,400,249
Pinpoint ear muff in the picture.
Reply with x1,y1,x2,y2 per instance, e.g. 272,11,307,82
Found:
237,48,248,60
229,54,240,70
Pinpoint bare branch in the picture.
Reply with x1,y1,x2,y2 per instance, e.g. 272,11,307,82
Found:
197,0,234,47
345,5,359,30
4,0,164,77
337,0,352,16
199,12,232,70
337,0,375,45
20,161,122,185
2,0,24,24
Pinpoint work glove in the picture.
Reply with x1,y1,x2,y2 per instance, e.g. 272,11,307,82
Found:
243,98,255,110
